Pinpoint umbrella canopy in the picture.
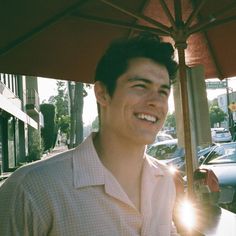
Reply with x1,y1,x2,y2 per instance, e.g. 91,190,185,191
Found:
1,0,236,196
0,0,236,82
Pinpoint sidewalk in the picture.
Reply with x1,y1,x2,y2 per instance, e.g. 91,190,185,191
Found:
42,145,68,159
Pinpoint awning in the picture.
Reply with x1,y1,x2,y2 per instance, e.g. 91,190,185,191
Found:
0,93,38,129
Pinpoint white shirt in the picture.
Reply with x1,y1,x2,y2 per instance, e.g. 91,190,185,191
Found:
0,133,179,235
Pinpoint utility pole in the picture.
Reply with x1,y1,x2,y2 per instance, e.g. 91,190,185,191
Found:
226,78,234,135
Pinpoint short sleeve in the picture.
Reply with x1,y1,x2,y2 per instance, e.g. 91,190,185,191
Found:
0,177,47,236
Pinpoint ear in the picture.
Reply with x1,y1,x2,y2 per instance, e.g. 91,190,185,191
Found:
94,81,110,107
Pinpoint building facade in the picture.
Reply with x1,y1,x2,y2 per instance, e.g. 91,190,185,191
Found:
0,74,42,175
217,91,236,129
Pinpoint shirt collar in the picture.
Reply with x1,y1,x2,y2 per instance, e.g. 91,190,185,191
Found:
72,133,134,206
72,133,169,210
73,133,106,188
73,133,166,189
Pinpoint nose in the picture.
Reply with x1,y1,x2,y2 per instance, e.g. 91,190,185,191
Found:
146,92,168,108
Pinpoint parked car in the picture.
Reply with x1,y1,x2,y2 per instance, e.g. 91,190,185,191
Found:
162,128,177,138
197,144,218,163
146,139,185,172
199,142,236,213
154,132,173,143
211,128,232,143
147,139,215,174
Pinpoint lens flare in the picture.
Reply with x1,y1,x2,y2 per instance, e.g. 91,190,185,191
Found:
178,199,195,229
168,165,177,174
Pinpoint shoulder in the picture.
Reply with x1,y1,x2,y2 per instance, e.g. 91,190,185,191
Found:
1,148,76,190
146,154,173,176
3,133,95,190
145,154,178,191
146,155,184,198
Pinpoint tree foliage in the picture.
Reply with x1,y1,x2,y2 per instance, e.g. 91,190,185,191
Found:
45,80,90,148
165,112,176,128
28,130,44,161
48,81,70,137
74,82,84,145
209,104,227,127
40,103,57,151
68,82,88,148
48,81,69,116
92,116,99,132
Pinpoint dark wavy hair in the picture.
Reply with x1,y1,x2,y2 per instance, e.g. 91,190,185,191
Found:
94,32,178,96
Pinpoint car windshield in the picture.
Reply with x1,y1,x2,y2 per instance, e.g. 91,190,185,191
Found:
215,130,230,135
148,143,184,160
203,143,236,164
155,135,172,142
207,153,236,164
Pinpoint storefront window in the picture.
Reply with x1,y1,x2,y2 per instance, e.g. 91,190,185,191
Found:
0,118,2,174
14,119,20,165
8,117,16,169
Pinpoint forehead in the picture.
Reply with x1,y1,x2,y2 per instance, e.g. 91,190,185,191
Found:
120,57,170,84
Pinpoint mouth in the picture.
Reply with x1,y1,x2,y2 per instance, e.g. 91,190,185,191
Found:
135,113,158,123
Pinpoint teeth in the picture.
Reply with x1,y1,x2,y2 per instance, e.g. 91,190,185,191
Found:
137,114,157,123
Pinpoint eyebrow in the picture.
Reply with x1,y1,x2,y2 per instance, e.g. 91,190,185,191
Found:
128,77,171,90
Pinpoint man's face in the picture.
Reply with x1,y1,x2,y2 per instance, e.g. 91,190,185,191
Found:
97,57,170,145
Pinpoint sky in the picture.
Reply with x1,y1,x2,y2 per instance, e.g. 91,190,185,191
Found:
38,76,236,121
168,77,236,113
206,79,233,100
38,77,58,103
38,77,98,125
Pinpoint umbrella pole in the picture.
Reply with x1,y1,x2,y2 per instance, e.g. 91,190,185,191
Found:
176,44,194,199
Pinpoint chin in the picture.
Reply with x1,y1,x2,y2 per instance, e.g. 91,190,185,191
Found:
140,135,156,145
131,129,157,144
146,138,155,145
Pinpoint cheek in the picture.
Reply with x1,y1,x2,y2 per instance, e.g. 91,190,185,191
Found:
165,102,169,112
162,101,169,116
161,97,169,108
115,92,140,107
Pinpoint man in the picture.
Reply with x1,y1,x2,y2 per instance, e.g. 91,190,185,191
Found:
0,33,179,235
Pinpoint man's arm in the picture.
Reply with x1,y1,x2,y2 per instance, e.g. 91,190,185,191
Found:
171,221,180,236
0,178,46,236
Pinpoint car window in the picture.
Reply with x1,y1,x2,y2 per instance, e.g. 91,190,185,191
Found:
208,153,236,164
147,144,183,160
155,134,173,142
204,144,236,164
156,136,170,142
215,130,230,134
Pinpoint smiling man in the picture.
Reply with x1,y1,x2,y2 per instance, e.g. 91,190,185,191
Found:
0,33,179,235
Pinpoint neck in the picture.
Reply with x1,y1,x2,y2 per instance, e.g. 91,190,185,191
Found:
93,131,146,211
93,131,146,174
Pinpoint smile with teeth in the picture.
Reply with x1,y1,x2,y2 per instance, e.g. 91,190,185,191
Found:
136,113,157,123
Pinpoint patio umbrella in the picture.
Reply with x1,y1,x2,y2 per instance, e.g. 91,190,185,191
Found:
1,0,236,196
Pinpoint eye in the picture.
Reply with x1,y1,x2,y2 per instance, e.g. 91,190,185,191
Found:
159,89,169,97
133,83,147,89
